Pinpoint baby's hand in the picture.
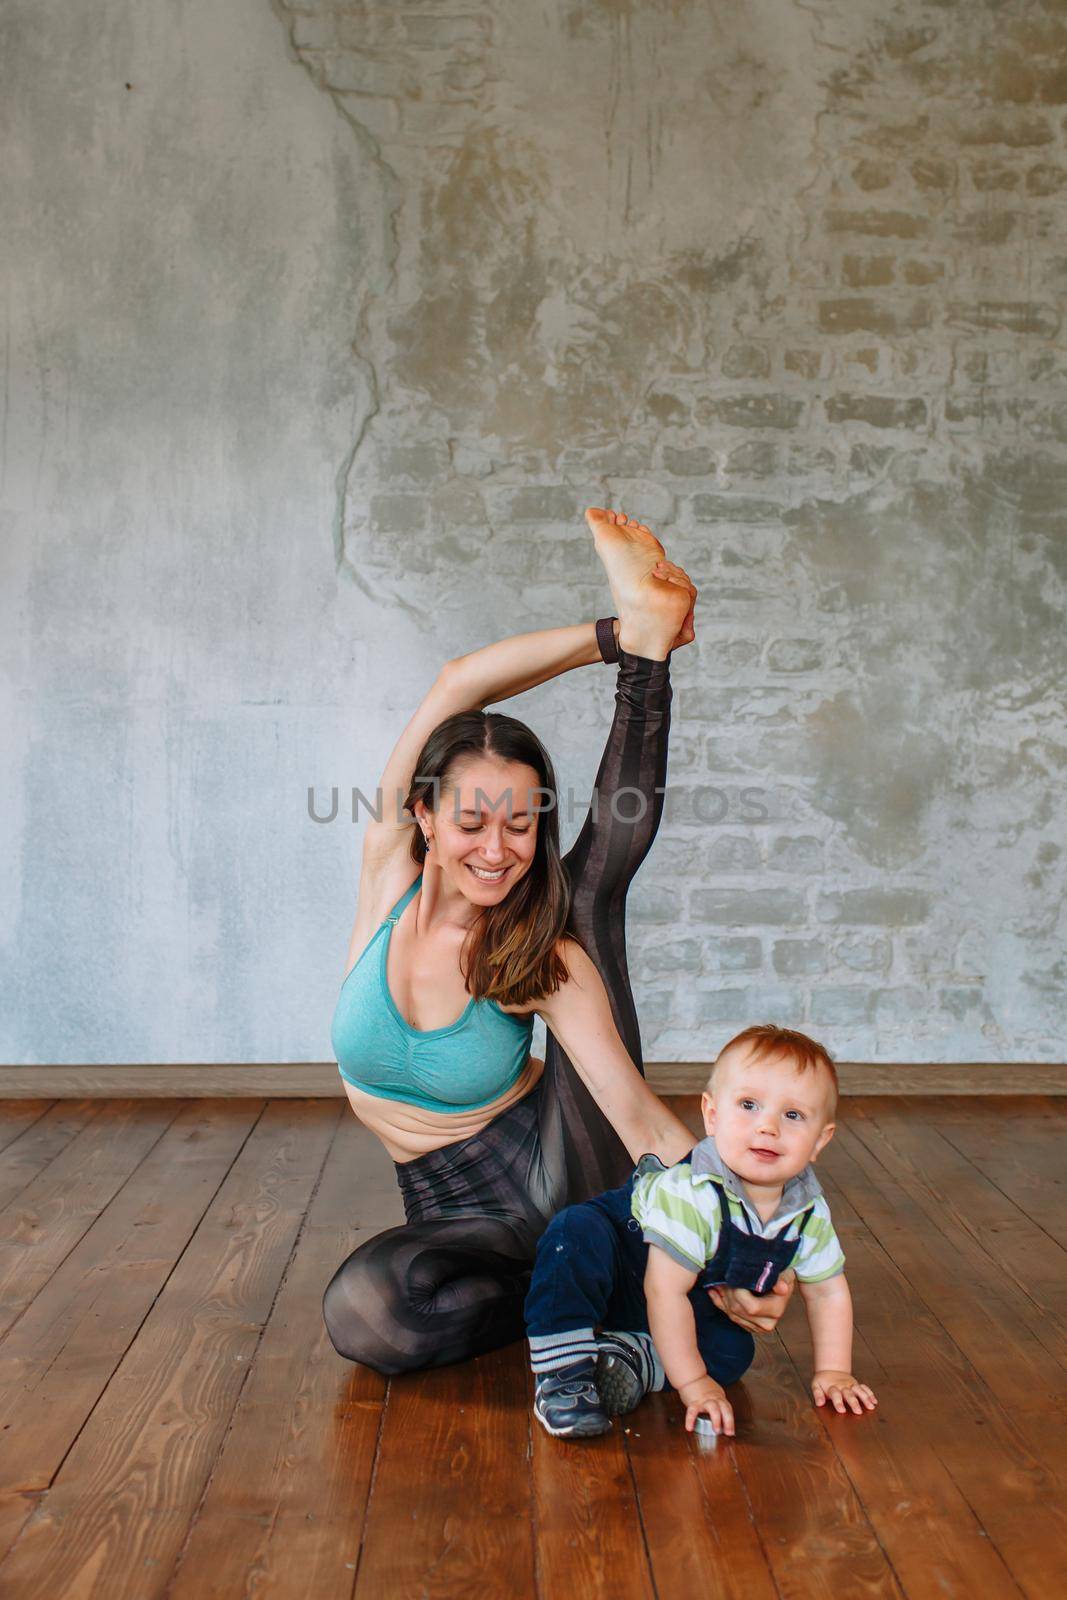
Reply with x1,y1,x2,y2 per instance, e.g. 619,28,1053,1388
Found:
812,1370,878,1415
677,1375,735,1436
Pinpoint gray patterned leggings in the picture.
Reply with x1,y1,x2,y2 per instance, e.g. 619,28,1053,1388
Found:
322,646,673,1374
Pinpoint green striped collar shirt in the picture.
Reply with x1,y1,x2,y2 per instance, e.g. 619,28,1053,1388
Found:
631,1135,846,1283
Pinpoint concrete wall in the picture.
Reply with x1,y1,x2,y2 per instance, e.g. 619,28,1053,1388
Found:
3,0,1065,1067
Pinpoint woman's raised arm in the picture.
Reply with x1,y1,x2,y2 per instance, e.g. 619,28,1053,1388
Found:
450,619,615,711
363,619,611,865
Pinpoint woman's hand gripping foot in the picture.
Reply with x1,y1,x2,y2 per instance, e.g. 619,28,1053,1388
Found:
585,507,697,659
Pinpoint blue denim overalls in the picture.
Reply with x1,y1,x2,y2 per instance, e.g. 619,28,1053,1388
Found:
694,1176,814,1294
635,1151,815,1297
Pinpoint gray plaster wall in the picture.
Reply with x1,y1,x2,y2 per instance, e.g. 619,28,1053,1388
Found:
3,0,1065,1068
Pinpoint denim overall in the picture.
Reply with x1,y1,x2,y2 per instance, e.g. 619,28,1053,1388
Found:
694,1176,814,1296
633,1151,815,1297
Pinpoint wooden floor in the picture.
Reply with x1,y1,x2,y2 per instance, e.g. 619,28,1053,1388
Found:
0,1095,1065,1599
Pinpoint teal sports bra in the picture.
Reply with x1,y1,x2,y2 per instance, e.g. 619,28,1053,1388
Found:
331,873,536,1114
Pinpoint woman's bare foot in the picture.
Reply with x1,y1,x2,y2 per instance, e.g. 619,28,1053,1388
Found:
585,508,697,658
655,556,697,649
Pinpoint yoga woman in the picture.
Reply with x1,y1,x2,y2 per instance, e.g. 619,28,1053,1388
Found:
325,508,796,1374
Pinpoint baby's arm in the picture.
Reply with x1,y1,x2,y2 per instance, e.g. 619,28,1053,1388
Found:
644,1246,735,1435
798,1274,878,1414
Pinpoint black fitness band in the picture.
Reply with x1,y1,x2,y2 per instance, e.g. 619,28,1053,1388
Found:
596,616,619,664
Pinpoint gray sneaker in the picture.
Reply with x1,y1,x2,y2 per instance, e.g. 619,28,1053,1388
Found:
533,1357,612,1438
594,1334,649,1416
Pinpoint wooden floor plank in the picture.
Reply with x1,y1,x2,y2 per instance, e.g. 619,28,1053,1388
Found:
0,1101,338,1600
354,1341,537,1600
925,1095,1067,1246
846,1099,1067,1364
725,1333,904,1600
168,1115,401,1599
0,1100,184,1340
0,1102,57,1158
0,1100,107,1212
831,1117,1067,1460
0,1100,264,1559
776,1153,1028,1600
625,1388,780,1600
529,1364,655,1600
816,1143,1067,1593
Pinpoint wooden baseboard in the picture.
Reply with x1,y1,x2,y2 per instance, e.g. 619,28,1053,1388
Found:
0,1062,1064,1098
649,1062,1067,1095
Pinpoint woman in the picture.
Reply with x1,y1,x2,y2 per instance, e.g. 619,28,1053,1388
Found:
325,508,796,1373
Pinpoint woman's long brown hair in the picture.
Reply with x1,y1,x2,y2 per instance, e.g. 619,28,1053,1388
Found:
402,710,574,1007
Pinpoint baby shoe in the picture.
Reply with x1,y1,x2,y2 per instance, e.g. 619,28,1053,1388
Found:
533,1356,612,1438
594,1333,649,1416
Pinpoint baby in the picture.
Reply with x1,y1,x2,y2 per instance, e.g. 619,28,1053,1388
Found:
524,1023,878,1438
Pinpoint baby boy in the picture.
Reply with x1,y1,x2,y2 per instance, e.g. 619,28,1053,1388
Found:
524,1023,878,1437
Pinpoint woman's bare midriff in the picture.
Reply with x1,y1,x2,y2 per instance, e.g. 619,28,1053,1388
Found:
340,1052,546,1164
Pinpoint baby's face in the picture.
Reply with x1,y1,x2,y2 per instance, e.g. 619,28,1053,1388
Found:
700,1043,836,1188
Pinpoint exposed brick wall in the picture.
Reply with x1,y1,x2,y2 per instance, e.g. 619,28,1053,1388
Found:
275,0,1067,1061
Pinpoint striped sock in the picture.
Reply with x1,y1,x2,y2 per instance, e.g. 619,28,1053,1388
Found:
598,1329,665,1392
528,1328,599,1375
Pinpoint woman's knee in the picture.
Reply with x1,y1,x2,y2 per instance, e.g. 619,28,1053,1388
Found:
321,1241,436,1376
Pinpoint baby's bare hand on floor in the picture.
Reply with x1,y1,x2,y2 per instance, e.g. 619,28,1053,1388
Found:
811,1371,878,1414
678,1376,735,1436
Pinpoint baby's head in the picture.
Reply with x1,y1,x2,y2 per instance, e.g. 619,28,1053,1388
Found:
700,1024,838,1188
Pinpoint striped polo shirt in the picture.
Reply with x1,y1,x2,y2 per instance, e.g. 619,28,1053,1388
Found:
631,1135,846,1283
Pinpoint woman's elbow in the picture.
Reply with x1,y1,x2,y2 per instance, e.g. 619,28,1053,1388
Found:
620,1105,693,1167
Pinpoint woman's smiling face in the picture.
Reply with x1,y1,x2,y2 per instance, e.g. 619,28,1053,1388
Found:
416,755,542,901
700,1042,836,1186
